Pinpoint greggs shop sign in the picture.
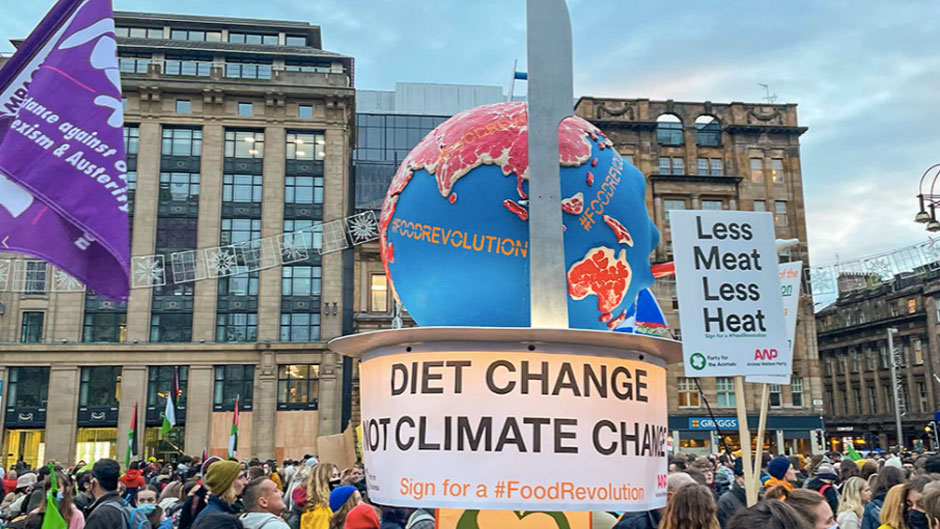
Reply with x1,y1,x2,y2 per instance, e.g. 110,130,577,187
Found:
688,417,739,430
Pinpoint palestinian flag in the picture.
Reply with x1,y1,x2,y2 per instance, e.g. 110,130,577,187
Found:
126,402,138,468
161,368,178,435
40,462,66,529
228,395,239,458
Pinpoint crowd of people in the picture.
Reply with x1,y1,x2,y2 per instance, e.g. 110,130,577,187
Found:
1,450,939,529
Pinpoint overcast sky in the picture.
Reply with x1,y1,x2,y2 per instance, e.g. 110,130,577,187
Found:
3,0,939,270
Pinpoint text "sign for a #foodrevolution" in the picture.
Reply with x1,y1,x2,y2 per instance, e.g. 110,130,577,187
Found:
670,211,789,377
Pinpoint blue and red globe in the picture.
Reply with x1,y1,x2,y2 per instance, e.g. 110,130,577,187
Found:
379,102,659,331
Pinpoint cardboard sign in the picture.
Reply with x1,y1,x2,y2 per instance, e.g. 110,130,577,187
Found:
670,211,789,377
316,426,357,470
437,509,591,529
358,350,668,510
747,261,803,384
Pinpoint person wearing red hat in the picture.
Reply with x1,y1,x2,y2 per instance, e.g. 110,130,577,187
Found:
345,503,380,529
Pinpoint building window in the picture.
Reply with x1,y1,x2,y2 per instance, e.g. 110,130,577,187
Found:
716,377,735,407
282,266,322,297
918,381,928,412
694,115,720,146
147,366,189,410
159,172,200,201
161,128,202,156
225,130,264,158
213,365,254,411
774,201,788,227
753,200,766,212
663,199,686,223
118,53,151,73
124,126,139,155
370,274,389,313
225,59,272,79
115,26,164,39
222,174,263,203
79,367,120,407
853,387,863,414
880,344,889,369
175,99,190,114
750,158,763,182
280,312,321,342
823,356,832,376
671,157,684,175
701,200,723,211
868,386,878,414
24,261,47,295
864,348,875,370
164,55,213,76
298,105,313,119
216,313,258,342
155,217,198,252
220,218,261,245
150,313,192,343
769,385,782,407
283,220,323,251
284,176,324,205
82,313,127,343
913,338,924,365
677,378,699,408
7,367,49,408
228,32,278,45
238,102,253,116
658,157,671,175
277,365,319,410
770,158,784,184
710,158,723,176
20,312,44,343
170,29,221,42
217,268,259,296
286,132,325,160
696,158,709,176
286,36,307,47
908,299,917,314
656,114,683,146
791,377,803,407
851,350,859,372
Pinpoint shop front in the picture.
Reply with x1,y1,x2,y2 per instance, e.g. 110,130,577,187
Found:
75,366,121,462
144,366,188,462
670,414,825,456
3,367,49,469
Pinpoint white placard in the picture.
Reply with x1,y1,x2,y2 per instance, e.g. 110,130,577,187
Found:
670,210,789,376
359,350,669,511
747,261,803,384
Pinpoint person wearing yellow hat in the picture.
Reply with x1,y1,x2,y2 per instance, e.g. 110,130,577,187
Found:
192,460,248,527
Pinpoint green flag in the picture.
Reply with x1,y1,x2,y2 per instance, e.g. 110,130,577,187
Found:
847,442,863,461
41,463,66,529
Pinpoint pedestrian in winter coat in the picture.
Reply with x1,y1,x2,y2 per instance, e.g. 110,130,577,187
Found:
191,461,249,528
717,459,748,529
804,462,840,519
861,466,905,529
837,477,871,529
84,459,130,529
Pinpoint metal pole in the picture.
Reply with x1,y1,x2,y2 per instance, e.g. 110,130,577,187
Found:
526,0,572,328
888,327,904,450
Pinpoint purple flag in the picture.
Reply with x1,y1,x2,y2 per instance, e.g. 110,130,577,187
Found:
0,0,129,300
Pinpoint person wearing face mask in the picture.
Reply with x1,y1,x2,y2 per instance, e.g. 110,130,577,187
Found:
23,471,85,529
300,463,337,529
902,476,934,529
765,486,837,529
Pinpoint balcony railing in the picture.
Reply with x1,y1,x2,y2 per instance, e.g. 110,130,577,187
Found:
119,61,351,88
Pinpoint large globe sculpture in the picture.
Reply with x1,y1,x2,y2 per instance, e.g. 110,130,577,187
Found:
379,102,659,330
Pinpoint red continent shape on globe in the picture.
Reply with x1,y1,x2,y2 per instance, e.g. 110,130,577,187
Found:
566,247,633,315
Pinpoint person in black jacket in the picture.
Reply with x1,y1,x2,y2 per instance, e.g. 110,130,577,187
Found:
613,473,696,529
84,459,130,529
804,462,840,521
717,459,748,529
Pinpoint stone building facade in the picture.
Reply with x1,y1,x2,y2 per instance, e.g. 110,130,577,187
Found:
0,12,355,467
816,269,940,451
573,98,824,455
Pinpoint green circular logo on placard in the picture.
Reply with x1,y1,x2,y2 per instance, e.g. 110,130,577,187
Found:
690,353,707,371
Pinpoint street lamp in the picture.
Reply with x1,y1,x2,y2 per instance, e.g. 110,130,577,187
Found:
915,164,940,230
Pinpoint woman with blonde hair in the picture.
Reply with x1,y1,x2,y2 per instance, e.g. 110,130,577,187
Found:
300,463,337,529
838,476,872,529
878,483,907,529
658,483,720,529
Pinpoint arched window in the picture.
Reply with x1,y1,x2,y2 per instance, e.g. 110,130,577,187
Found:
656,114,683,146
694,115,721,147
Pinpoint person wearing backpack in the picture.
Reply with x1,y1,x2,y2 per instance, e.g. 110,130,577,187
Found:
85,459,133,529
805,461,840,519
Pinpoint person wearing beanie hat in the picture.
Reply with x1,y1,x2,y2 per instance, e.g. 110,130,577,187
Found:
201,456,223,478
329,485,361,529
764,455,796,491
717,458,748,528
345,503,379,529
192,461,248,528
805,461,840,520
